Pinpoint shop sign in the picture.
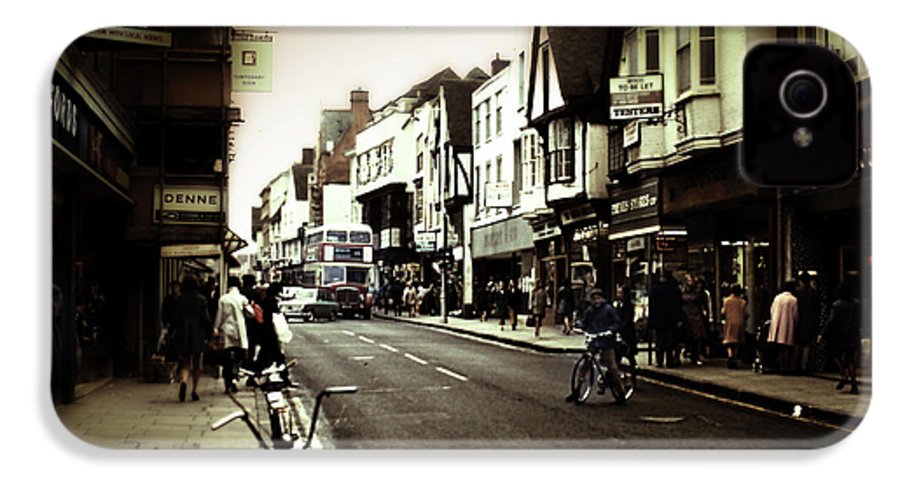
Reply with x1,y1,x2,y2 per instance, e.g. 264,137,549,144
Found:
415,232,437,253
485,181,513,208
624,122,641,148
627,237,646,252
573,224,601,243
154,185,224,224
161,243,221,258
84,27,172,47
232,35,273,93
610,74,664,120
655,235,683,253
473,216,533,258
611,178,660,224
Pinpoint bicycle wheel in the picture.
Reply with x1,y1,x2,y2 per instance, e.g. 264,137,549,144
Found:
570,355,596,405
611,357,636,404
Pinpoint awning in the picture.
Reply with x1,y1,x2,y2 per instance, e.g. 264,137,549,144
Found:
223,227,248,255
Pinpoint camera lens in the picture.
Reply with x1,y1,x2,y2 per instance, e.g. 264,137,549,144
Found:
779,70,827,118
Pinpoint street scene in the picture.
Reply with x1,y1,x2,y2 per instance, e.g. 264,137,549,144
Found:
52,26,871,450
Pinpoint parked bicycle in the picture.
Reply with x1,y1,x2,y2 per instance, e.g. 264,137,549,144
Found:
211,359,358,449
569,330,636,404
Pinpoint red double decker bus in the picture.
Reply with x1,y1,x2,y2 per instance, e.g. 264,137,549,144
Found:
299,223,374,319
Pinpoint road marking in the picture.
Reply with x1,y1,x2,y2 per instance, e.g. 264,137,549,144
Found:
641,376,853,433
379,343,399,353
358,336,375,344
404,353,428,365
340,330,356,336
435,367,468,382
351,356,374,361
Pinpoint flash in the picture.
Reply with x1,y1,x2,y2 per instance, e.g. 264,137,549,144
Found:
793,127,814,148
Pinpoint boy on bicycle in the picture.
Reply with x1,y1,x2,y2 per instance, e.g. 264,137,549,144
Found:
566,288,626,402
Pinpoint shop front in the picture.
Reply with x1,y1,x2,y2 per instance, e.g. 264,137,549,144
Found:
609,177,686,322
661,151,773,331
471,215,535,314
53,49,137,404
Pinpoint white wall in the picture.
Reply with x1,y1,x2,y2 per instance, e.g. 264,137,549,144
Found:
323,184,352,224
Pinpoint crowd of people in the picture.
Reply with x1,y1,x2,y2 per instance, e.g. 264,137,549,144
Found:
648,270,862,394
160,273,288,402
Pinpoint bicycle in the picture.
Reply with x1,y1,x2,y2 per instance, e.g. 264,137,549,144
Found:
211,359,358,449
569,330,636,404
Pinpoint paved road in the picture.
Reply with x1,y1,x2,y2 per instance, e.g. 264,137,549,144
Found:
284,317,844,449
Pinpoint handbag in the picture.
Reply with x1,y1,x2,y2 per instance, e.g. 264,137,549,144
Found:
273,312,293,345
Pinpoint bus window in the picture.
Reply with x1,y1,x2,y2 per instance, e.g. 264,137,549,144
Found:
300,271,317,286
326,230,348,243
307,232,323,245
323,266,345,284
347,267,369,285
350,231,371,244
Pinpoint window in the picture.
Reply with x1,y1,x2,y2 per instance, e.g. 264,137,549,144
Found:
549,118,574,182
495,90,503,135
414,180,424,223
484,98,492,141
676,27,691,94
323,266,345,284
645,29,660,73
699,27,716,85
513,139,522,206
474,166,481,213
625,30,638,75
608,126,625,173
326,230,347,242
306,232,323,245
474,108,481,145
416,135,424,172
518,51,526,107
349,231,371,244
347,267,369,285
541,46,550,113
804,26,818,45
496,155,503,182
776,27,797,43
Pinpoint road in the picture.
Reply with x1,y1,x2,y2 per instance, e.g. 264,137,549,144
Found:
283,317,843,449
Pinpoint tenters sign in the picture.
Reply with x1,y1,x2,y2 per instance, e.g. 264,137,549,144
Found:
610,74,664,121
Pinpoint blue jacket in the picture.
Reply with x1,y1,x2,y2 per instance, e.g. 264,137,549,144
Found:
582,301,623,350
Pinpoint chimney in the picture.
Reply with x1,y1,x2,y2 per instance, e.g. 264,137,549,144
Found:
350,89,371,131
301,147,314,166
491,53,510,76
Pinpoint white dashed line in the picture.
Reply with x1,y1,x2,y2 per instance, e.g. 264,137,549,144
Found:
358,336,375,344
404,353,428,365
341,330,356,336
435,367,468,382
379,343,399,353
351,356,374,361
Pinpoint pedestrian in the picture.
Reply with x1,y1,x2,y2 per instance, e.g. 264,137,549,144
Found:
254,283,286,372
794,271,820,373
212,276,249,393
475,278,488,322
530,280,549,337
557,279,574,335
649,271,683,368
817,282,861,394
721,283,748,369
681,275,708,366
615,285,638,368
391,279,404,316
170,274,211,402
506,279,521,331
404,282,417,317
768,280,799,373
495,280,509,330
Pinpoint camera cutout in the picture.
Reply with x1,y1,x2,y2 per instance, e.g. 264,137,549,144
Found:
742,44,858,186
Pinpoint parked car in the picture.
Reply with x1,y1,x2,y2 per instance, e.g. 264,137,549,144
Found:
279,286,339,323
335,286,371,319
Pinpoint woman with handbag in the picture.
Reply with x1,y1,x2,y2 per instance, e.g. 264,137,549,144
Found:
171,274,211,402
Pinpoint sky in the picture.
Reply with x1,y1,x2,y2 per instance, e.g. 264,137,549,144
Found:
229,27,532,250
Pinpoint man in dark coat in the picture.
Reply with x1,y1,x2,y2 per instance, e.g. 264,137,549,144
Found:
649,271,684,368
565,288,625,402
794,271,820,372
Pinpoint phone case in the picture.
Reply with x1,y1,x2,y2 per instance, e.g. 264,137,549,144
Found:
51,26,871,449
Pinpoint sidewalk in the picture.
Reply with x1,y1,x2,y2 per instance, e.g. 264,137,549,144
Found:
55,375,267,449
376,311,871,427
